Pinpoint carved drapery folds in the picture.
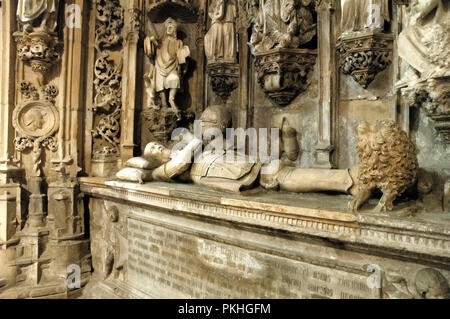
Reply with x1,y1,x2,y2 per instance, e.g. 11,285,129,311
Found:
337,33,393,88
247,0,318,106
92,0,124,158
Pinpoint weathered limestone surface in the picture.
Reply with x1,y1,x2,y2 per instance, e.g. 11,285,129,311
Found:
80,178,450,299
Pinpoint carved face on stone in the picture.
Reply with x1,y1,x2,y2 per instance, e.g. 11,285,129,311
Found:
165,18,178,37
23,109,45,131
144,142,171,163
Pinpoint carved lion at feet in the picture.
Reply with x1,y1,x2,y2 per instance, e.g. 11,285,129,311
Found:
349,120,418,212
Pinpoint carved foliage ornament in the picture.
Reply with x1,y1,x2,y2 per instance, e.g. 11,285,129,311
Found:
337,33,393,88
254,48,317,106
92,0,124,158
13,82,59,176
207,62,240,103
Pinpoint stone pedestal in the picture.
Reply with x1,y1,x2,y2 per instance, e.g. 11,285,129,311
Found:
206,62,240,103
0,192,16,245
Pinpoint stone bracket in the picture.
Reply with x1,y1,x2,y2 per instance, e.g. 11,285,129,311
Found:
254,48,317,106
337,32,394,88
206,62,240,103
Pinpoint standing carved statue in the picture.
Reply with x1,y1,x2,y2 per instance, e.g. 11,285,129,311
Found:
204,0,237,63
144,18,191,119
340,0,390,36
397,0,450,82
17,0,59,33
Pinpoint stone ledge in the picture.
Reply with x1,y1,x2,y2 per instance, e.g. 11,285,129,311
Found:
79,178,450,261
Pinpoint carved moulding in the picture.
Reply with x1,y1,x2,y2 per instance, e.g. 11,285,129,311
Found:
337,32,394,88
402,78,450,144
206,62,240,103
254,48,317,106
13,31,61,80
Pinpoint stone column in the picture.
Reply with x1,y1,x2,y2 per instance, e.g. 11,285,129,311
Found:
315,0,336,168
120,2,143,165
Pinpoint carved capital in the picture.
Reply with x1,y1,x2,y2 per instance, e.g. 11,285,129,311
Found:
337,33,394,88
207,62,240,103
254,48,317,106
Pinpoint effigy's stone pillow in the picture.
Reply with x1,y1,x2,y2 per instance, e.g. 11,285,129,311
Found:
125,157,160,169
116,167,153,184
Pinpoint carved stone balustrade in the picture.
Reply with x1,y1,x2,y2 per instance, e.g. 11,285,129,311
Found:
206,62,240,103
337,32,394,88
254,48,317,106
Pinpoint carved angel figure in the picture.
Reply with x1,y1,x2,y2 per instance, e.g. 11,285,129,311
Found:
204,0,237,63
144,18,190,119
17,0,59,33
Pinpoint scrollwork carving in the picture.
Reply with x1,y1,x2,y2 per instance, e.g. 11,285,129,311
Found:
207,62,239,102
92,0,124,158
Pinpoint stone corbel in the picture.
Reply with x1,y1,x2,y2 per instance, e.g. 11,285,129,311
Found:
13,31,61,84
337,32,394,88
207,62,240,103
254,48,317,106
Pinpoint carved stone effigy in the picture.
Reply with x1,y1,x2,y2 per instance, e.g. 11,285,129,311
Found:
247,0,317,106
337,32,394,88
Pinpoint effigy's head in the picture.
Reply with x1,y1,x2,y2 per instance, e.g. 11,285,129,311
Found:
144,142,171,163
165,17,178,36
199,105,232,135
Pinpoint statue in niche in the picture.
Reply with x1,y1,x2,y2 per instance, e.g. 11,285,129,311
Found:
397,0,450,84
204,0,237,63
340,0,390,36
248,0,316,54
144,17,190,119
17,0,59,33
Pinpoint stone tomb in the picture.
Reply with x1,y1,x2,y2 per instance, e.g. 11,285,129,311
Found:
80,179,450,299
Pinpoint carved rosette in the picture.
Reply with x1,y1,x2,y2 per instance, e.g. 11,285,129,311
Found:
13,31,61,78
206,62,240,103
12,82,59,176
254,48,317,106
402,78,450,143
337,33,394,88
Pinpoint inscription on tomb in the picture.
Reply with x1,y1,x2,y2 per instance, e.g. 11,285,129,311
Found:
127,218,380,298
